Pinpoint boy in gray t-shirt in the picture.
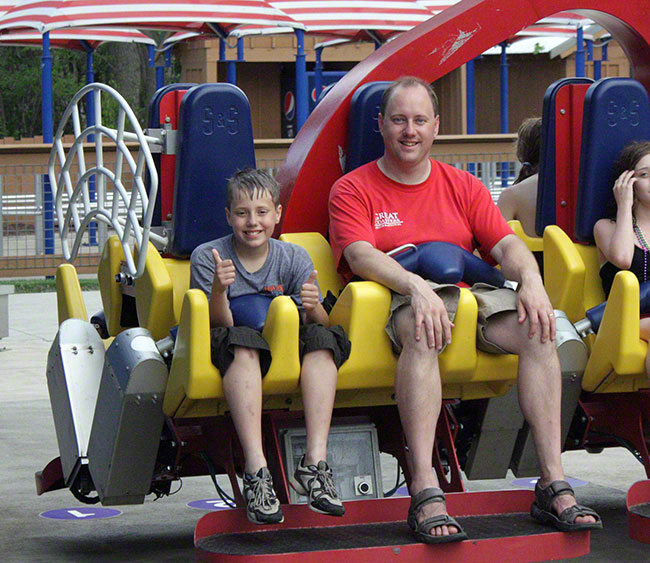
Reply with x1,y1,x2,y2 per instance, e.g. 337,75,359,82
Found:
190,168,350,525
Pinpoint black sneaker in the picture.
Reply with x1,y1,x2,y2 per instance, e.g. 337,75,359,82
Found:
242,467,284,524
292,456,345,516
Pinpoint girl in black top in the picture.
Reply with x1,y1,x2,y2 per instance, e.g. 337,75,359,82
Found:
593,140,650,377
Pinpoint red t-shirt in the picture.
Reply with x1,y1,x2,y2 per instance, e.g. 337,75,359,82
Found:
328,159,513,283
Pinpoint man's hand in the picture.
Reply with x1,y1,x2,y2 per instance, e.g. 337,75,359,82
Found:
211,249,235,294
409,274,454,351
300,270,320,311
516,277,556,343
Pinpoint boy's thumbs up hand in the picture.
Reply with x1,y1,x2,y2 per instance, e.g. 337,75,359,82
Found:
212,248,235,294
300,270,320,311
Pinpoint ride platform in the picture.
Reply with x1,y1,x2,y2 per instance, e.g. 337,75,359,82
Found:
194,490,590,561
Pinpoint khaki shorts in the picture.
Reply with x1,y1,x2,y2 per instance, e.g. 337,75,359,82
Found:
385,282,518,355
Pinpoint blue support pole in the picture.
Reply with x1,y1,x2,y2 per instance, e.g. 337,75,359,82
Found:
602,42,608,62
41,32,54,256
500,42,509,187
586,39,593,61
466,58,476,175
220,38,235,83
295,29,308,132
148,44,167,91
82,42,97,245
594,58,602,80
237,37,244,62
576,26,585,77
466,59,475,135
224,37,244,85
314,47,323,106
156,66,165,90
41,32,53,144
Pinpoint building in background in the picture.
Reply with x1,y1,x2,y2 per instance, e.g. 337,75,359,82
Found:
175,32,630,139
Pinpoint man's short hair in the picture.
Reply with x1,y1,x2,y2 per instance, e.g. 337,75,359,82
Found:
380,76,439,117
226,168,280,208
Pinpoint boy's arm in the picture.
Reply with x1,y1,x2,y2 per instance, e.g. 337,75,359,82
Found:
209,249,235,327
301,270,330,326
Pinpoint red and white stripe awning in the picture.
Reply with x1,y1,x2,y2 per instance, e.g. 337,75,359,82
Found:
0,26,159,50
230,0,435,43
269,0,432,32
0,1,304,35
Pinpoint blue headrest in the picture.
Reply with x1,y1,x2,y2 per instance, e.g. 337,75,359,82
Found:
345,81,390,173
229,294,274,332
536,78,593,237
169,83,256,258
393,242,505,288
146,83,197,226
575,78,650,243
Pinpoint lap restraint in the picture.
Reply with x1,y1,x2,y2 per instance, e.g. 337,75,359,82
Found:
389,242,505,288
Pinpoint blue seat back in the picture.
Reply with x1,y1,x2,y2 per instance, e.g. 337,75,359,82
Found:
575,78,650,243
345,81,390,173
536,77,593,237
169,83,256,258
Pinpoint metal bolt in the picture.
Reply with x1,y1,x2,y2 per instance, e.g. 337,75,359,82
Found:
561,200,567,207
72,346,78,355
166,213,172,220
165,116,171,123
88,346,94,354
560,108,566,115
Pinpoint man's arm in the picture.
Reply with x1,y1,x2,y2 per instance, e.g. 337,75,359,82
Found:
490,234,555,342
344,241,453,350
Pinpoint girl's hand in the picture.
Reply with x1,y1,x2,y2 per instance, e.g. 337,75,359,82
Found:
613,169,636,211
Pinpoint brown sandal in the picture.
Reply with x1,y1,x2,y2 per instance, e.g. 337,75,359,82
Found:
407,487,467,543
531,480,602,532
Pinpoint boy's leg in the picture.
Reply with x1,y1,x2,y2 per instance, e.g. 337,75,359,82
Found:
221,343,284,524
292,325,348,516
222,346,266,474
301,348,337,465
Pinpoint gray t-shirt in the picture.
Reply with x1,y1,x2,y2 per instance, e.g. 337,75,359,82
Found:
190,234,321,308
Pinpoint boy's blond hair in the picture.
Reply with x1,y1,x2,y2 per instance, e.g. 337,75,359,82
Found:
226,168,280,208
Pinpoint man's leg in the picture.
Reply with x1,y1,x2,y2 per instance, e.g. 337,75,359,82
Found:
222,346,266,474
484,311,596,524
301,348,337,465
393,307,459,537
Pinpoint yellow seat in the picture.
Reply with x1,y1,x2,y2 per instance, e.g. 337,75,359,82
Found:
281,232,519,406
134,242,191,341
56,263,88,325
508,220,543,253
164,290,302,417
543,225,648,392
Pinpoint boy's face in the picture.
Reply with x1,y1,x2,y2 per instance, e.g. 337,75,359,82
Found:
225,189,282,252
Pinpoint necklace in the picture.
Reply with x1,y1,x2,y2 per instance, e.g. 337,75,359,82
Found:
632,216,649,282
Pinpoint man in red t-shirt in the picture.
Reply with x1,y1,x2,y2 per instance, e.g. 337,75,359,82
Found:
328,77,601,543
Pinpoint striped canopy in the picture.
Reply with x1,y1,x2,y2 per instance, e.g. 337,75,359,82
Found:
0,1,304,36
0,26,159,49
230,0,435,43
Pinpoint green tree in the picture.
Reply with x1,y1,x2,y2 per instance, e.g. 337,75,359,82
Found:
0,41,180,139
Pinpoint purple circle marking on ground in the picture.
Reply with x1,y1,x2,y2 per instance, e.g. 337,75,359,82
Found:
511,476,588,490
40,507,122,520
187,498,235,511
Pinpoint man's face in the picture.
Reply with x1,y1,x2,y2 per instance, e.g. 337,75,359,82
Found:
378,84,439,169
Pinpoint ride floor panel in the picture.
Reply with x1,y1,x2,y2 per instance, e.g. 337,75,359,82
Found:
194,490,590,561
